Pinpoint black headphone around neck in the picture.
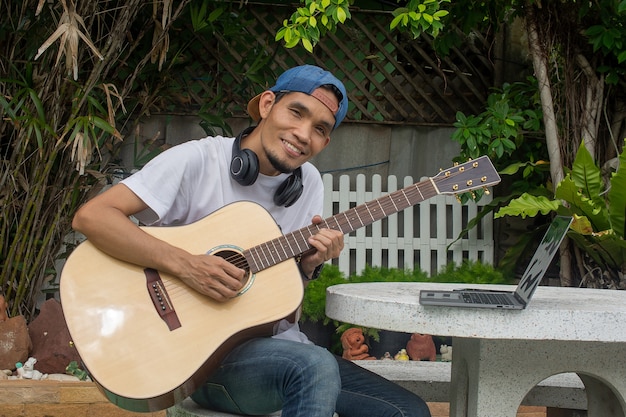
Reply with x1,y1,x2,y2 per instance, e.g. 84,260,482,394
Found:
230,127,304,207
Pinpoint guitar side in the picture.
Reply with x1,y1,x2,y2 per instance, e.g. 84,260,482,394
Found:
60,201,304,411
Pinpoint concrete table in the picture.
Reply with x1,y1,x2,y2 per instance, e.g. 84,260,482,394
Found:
326,282,626,417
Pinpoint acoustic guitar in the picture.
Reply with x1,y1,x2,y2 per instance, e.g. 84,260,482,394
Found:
60,156,500,411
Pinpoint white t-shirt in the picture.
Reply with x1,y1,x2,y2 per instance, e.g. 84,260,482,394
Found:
121,135,323,343
122,135,324,233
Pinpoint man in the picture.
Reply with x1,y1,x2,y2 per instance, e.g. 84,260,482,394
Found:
72,65,431,417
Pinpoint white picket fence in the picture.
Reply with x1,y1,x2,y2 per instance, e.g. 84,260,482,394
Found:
322,174,494,277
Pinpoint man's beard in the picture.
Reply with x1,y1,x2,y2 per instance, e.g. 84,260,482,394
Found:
266,149,296,174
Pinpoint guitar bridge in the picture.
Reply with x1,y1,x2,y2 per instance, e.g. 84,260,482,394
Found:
144,268,182,331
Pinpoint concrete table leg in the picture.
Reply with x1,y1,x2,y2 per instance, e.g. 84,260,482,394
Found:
448,338,626,417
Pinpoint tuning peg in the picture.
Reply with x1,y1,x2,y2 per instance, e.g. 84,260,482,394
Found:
483,187,491,195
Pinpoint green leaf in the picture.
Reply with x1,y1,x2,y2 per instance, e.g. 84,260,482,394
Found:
275,27,286,41
336,7,347,23
302,37,314,53
608,141,626,238
28,89,45,121
555,175,610,231
285,37,300,48
495,193,560,219
0,95,18,119
501,137,516,151
90,116,115,134
208,8,224,22
586,25,605,37
390,14,404,30
499,161,526,175
570,141,603,207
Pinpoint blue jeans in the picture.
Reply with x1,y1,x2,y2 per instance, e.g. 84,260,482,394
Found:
191,337,431,417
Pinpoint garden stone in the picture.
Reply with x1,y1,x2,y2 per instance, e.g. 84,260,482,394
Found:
0,314,31,370
28,298,81,374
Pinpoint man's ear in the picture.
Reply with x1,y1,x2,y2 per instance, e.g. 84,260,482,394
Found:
258,91,276,120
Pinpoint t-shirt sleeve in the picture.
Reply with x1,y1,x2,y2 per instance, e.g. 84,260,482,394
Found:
121,141,202,225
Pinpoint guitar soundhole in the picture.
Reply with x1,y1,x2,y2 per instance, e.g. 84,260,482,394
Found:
212,249,253,295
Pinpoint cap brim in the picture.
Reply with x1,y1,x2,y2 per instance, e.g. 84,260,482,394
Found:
247,94,262,122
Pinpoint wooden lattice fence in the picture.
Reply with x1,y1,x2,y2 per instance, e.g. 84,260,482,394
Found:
170,4,495,126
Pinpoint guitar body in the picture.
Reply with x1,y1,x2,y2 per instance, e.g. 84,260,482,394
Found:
60,201,303,411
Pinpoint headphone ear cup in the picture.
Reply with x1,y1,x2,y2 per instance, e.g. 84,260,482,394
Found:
274,167,303,207
230,148,259,186
230,129,260,186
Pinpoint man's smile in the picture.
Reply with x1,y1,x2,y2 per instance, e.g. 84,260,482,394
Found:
282,139,303,157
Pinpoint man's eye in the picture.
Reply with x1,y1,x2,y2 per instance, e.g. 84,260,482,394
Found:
316,126,327,136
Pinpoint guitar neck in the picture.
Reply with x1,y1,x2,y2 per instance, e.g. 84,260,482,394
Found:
243,155,500,274
244,177,438,273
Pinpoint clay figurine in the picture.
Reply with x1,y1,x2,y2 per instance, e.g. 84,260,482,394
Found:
22,357,45,380
440,344,453,362
406,333,436,361
381,351,393,360
394,348,410,361
341,328,375,360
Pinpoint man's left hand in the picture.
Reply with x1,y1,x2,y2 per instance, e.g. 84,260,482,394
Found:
299,215,344,278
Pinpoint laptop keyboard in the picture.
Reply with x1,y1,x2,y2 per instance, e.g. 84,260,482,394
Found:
462,292,514,305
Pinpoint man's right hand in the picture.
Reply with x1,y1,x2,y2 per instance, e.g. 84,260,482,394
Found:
175,253,246,302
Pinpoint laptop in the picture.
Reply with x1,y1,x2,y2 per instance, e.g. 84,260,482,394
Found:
419,215,573,310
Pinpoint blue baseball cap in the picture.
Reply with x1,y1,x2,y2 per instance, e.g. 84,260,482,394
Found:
247,65,348,130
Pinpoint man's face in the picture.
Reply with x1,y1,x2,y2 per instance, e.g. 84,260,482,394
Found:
257,89,336,175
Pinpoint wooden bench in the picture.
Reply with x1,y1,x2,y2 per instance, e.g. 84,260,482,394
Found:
166,360,587,417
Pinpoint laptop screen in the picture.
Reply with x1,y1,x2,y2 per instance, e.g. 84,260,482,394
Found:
515,216,573,304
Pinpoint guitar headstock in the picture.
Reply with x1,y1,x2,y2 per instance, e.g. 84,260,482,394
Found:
431,156,501,195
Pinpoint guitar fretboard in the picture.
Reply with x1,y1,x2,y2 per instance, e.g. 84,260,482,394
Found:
244,179,438,274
